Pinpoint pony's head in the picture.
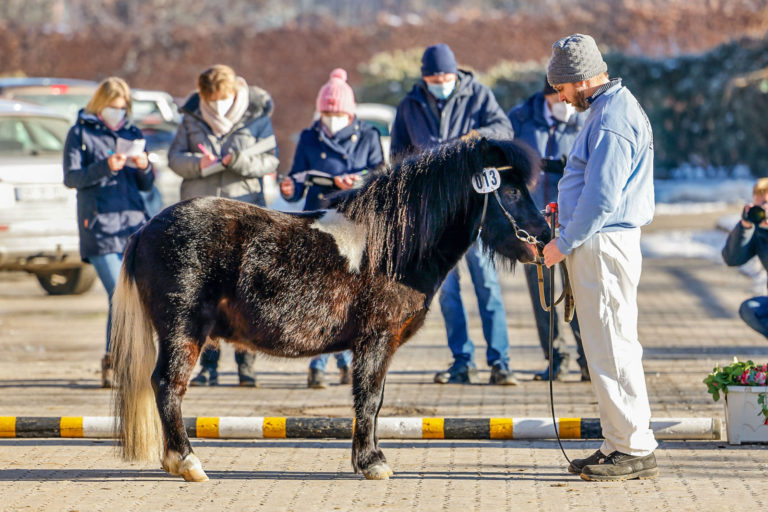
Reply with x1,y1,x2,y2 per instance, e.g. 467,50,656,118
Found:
473,138,551,265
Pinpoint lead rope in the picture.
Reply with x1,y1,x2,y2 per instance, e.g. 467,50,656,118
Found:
544,203,572,466
480,174,574,466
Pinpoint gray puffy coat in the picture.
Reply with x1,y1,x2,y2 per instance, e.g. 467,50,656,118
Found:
169,86,279,205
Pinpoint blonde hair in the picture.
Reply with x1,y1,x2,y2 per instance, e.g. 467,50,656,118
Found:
754,178,768,196
198,64,237,100
85,77,132,117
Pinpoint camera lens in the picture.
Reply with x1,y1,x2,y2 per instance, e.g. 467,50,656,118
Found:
748,205,766,225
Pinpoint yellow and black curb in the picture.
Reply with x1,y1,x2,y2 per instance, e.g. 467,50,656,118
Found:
0,416,720,440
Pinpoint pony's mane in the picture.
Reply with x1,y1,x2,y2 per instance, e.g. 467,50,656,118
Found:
335,137,535,278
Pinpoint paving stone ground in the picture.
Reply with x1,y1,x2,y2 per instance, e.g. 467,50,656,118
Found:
1,205,767,511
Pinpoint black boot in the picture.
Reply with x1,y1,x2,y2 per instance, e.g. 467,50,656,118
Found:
236,350,258,387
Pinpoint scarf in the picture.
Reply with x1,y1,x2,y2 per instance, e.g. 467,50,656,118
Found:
199,77,250,137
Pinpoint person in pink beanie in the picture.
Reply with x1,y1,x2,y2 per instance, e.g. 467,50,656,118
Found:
280,68,385,388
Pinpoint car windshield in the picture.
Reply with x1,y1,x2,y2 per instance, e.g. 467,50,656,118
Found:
13,94,92,122
0,115,70,155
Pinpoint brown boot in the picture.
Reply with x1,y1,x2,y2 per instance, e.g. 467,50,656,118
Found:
101,353,114,389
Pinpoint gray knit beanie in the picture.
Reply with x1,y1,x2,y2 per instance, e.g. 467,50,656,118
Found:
547,34,607,85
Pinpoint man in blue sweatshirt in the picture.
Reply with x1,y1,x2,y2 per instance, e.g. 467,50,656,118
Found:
541,34,658,481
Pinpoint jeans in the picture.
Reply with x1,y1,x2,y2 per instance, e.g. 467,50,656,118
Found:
438,242,509,368
739,296,768,338
310,351,353,371
199,346,255,369
523,263,587,368
139,185,164,218
89,252,123,353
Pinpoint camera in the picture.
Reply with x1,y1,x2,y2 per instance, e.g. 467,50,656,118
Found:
744,205,766,225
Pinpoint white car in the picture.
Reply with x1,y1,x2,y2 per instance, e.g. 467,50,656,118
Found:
0,99,96,294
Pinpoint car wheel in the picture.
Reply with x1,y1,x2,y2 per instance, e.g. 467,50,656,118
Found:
35,265,97,295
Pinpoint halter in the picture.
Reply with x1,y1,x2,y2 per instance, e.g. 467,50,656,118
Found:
474,166,544,248
473,167,573,322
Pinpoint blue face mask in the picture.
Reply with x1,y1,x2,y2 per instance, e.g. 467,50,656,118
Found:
426,79,456,100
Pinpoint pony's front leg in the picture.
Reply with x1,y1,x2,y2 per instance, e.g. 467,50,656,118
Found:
152,337,208,482
351,335,394,480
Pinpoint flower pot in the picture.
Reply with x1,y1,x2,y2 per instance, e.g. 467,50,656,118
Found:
724,386,768,444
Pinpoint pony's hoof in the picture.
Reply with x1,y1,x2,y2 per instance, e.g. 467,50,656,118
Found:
162,451,209,482
182,466,209,482
363,462,394,480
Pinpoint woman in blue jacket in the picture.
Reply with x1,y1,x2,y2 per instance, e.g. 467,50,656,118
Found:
63,77,155,388
280,68,384,388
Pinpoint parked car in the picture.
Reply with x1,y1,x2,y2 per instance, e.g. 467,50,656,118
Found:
0,99,96,294
0,77,99,123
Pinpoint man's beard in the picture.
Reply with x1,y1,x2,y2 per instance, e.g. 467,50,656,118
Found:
572,89,590,112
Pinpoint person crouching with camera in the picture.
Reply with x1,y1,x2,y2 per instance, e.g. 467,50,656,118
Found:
723,178,768,338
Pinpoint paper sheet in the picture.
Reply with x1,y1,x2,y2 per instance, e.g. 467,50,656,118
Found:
116,138,146,157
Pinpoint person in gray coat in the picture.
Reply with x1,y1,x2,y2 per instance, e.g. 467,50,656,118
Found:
168,64,279,386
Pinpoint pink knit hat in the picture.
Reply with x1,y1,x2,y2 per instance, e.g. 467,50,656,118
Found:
316,68,356,117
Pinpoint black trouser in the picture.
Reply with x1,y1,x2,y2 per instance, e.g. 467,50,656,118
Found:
522,263,586,368
199,347,255,369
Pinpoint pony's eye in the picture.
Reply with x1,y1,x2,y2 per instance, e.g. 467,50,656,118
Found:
507,188,521,201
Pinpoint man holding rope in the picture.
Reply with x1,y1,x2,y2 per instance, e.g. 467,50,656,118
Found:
541,34,658,481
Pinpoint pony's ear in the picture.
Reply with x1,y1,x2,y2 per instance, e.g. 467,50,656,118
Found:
479,137,489,151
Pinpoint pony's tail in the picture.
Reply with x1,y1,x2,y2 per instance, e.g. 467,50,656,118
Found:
110,235,163,462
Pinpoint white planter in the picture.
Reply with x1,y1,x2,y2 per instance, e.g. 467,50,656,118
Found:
724,386,768,444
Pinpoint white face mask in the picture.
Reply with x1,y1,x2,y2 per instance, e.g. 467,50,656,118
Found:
321,115,350,135
211,96,235,117
551,101,576,123
100,107,126,128
426,79,456,100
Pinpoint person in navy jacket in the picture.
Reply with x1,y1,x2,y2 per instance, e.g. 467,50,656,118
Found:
280,68,384,388
391,43,518,386
508,79,589,382
63,77,155,388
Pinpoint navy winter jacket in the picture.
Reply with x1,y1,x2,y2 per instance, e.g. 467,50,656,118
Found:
508,92,586,208
286,119,383,210
390,70,513,158
723,221,768,292
63,110,154,261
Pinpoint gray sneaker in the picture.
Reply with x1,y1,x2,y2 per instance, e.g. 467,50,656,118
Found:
434,364,477,384
489,364,520,385
567,449,605,474
581,451,659,481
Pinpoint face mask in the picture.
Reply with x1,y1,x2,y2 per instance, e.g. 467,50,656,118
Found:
426,79,456,100
100,107,126,129
321,115,350,135
211,96,235,117
551,101,576,123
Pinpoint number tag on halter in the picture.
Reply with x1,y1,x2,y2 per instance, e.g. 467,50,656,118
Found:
472,168,501,194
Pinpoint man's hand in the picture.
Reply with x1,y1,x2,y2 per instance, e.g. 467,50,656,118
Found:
280,177,294,198
543,238,566,268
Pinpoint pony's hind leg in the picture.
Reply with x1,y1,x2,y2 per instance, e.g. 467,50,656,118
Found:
351,335,394,480
152,337,208,482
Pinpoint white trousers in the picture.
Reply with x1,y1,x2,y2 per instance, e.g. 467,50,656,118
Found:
565,229,657,455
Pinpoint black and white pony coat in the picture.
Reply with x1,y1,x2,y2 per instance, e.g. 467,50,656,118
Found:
110,136,549,482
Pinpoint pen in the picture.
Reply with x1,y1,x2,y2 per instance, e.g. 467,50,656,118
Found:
197,143,217,160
